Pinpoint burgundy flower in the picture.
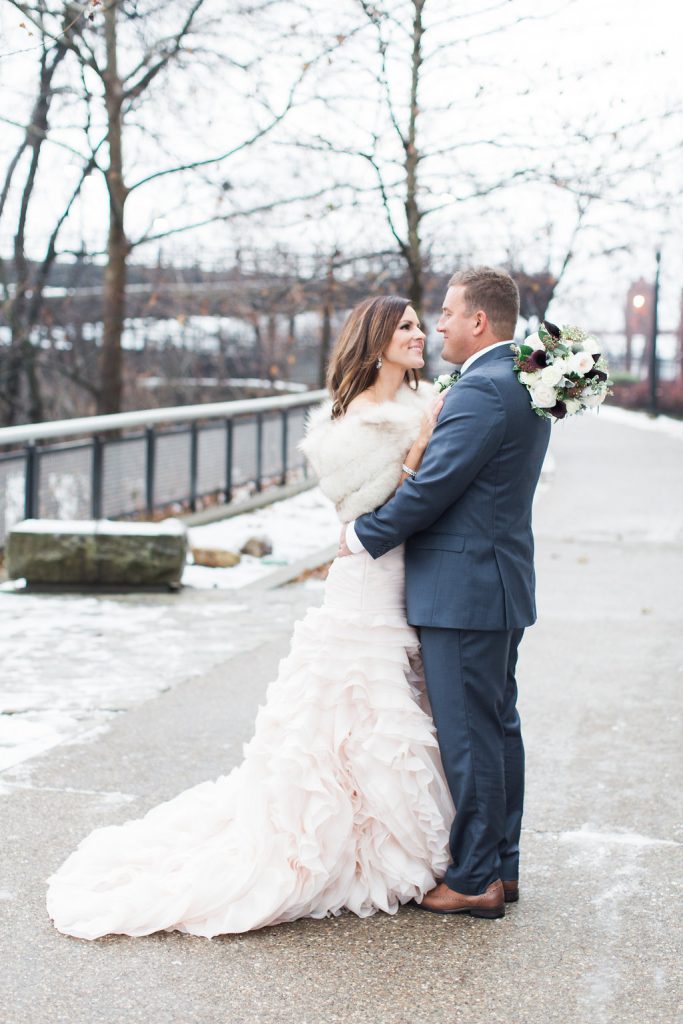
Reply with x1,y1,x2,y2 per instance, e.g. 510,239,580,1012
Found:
551,400,567,419
542,320,562,340
529,349,548,369
585,368,608,382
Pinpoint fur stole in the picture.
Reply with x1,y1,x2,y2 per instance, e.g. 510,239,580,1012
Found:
298,381,434,522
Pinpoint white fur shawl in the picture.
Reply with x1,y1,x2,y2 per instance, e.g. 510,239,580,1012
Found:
299,381,434,522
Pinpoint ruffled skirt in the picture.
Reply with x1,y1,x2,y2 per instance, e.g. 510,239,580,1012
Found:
46,546,453,938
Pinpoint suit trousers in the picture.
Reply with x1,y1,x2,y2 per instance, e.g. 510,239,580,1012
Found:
419,625,525,895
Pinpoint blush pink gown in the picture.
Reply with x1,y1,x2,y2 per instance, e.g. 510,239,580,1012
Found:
46,543,453,939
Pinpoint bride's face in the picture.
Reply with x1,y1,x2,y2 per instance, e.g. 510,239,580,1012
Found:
382,306,425,370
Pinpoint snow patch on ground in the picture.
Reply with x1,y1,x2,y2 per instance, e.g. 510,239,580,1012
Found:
599,405,683,441
184,486,339,589
559,826,679,848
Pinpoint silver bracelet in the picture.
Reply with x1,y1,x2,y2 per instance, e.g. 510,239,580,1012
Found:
402,464,417,478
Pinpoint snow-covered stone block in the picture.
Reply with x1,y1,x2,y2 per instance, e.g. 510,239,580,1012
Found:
6,519,187,587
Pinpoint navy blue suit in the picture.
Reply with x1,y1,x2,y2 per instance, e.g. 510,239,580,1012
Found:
354,346,551,893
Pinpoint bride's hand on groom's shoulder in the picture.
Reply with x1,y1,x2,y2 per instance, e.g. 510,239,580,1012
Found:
418,395,445,448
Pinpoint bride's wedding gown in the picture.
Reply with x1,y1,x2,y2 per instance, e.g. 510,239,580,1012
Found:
46,385,453,939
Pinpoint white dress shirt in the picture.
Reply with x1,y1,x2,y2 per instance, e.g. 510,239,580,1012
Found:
345,340,513,553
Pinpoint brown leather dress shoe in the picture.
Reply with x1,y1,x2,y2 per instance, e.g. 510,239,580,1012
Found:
503,880,519,903
415,879,505,919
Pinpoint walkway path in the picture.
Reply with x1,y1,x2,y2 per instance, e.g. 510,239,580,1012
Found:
1,408,681,1024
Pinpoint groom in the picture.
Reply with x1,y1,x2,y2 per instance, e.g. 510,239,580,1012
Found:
339,266,551,918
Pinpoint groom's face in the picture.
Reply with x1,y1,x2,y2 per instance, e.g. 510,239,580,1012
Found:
436,286,481,365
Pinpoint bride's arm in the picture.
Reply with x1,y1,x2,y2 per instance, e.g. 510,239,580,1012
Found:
397,395,444,486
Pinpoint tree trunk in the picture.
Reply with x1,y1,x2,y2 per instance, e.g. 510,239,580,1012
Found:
2,44,63,425
404,0,425,318
283,312,296,381
98,1,129,415
318,253,336,388
266,313,277,380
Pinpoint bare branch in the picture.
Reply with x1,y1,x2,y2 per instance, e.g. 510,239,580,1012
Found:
122,0,206,102
28,143,105,325
360,147,410,258
425,0,581,57
129,186,354,247
128,70,306,192
3,1,100,71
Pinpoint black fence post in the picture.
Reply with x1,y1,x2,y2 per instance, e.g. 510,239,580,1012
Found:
24,442,39,520
91,435,103,519
649,249,661,416
225,418,233,503
281,410,288,486
189,422,199,512
255,413,263,493
145,426,156,515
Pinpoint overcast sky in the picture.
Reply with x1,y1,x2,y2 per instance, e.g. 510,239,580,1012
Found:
1,0,681,341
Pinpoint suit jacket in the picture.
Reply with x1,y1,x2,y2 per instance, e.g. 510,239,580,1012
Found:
354,346,551,630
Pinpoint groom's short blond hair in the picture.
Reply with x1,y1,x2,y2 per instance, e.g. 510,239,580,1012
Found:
449,266,519,340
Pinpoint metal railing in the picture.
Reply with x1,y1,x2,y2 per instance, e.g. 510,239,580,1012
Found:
0,391,326,547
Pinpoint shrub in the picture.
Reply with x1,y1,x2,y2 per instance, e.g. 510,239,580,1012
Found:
611,378,683,418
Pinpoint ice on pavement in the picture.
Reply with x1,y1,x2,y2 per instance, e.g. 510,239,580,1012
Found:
0,486,337,773
0,592,254,772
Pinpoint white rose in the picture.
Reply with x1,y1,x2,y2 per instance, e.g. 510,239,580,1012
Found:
530,382,557,408
433,374,452,393
519,371,537,386
564,398,582,415
568,350,594,375
524,332,545,351
581,388,606,408
539,361,566,387
581,336,602,355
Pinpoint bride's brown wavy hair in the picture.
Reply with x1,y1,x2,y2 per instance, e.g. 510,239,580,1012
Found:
327,295,419,419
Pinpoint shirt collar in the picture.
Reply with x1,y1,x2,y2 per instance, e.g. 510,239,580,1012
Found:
459,340,513,376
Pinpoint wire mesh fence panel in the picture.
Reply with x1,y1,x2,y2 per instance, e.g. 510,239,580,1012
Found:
37,443,92,522
102,436,146,518
155,429,192,506
232,417,257,488
262,413,283,479
197,424,227,497
0,455,26,546
287,408,308,474
0,394,325,540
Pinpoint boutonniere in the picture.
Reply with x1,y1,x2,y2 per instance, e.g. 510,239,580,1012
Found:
433,371,461,395
510,320,612,420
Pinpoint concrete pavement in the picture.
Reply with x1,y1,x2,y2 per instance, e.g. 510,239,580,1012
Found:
1,410,681,1024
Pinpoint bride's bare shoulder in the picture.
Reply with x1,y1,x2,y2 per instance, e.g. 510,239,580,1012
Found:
345,391,377,415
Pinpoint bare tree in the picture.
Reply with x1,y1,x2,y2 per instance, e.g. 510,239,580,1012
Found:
281,0,558,318
0,5,102,424
1,0,344,420
277,0,683,336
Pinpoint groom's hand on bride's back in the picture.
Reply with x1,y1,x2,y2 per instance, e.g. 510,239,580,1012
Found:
338,524,352,558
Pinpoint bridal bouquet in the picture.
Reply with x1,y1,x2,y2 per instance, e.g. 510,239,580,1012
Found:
511,321,612,420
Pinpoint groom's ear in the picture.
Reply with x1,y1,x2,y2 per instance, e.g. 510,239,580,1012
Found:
472,310,488,336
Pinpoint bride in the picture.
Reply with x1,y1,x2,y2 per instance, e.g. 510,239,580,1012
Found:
46,295,455,939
